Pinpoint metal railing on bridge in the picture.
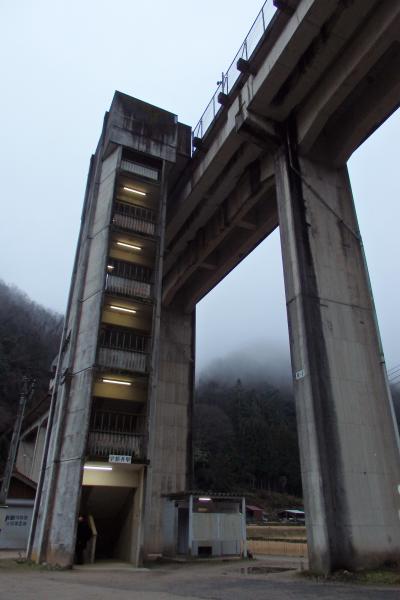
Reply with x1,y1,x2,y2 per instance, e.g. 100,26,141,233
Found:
192,1,276,144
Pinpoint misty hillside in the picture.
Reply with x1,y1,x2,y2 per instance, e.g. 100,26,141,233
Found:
198,342,292,393
1,278,399,504
193,377,302,496
194,368,400,499
0,280,62,436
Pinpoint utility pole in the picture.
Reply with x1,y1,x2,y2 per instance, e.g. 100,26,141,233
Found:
0,377,34,506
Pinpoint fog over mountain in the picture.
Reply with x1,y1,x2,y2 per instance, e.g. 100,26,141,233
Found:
197,341,292,392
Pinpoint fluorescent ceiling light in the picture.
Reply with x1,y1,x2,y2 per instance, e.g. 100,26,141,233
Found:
102,378,132,386
198,497,212,502
117,241,142,251
84,465,113,471
110,305,136,314
123,186,146,196
107,264,114,270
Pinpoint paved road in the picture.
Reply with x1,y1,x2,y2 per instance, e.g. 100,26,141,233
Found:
0,558,399,600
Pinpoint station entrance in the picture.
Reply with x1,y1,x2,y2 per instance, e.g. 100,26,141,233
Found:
79,463,144,565
80,485,135,561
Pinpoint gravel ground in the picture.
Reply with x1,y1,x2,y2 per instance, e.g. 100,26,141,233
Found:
0,557,399,600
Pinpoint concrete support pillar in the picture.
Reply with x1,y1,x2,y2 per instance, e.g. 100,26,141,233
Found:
241,497,247,558
29,148,119,567
188,494,193,557
143,305,195,557
275,139,400,573
30,371,94,566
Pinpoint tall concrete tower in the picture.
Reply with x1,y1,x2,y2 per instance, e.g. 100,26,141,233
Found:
29,92,193,566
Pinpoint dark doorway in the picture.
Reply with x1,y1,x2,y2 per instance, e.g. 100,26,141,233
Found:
177,507,189,554
80,485,135,561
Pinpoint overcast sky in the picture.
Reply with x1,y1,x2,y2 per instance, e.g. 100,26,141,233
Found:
1,1,399,379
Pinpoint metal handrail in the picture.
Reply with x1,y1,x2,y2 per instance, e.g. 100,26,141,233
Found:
114,201,155,224
87,430,147,459
105,274,152,300
192,0,275,144
91,409,143,433
99,326,148,353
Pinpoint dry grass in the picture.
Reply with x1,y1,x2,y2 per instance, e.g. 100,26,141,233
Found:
300,566,400,586
247,525,306,541
247,539,308,557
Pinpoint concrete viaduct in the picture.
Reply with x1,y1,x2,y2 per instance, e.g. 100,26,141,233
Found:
162,0,400,574
28,0,400,575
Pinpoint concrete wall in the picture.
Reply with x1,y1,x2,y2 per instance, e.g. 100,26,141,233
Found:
31,426,46,483
15,435,35,479
162,498,177,556
114,491,135,561
30,94,185,568
16,421,47,484
143,307,195,556
30,147,119,566
82,466,140,488
106,92,179,163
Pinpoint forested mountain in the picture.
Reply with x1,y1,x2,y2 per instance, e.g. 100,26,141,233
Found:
193,377,400,498
0,280,62,436
1,278,399,502
193,377,302,496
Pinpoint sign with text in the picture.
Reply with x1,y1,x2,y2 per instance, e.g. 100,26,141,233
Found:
0,504,33,549
108,454,132,464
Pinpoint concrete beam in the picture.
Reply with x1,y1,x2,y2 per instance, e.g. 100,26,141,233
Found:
235,106,280,151
163,160,275,306
175,189,278,313
165,136,262,270
297,0,400,158
266,0,377,119
238,220,257,231
313,42,400,164
247,0,341,119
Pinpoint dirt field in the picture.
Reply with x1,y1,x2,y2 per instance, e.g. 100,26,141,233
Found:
247,524,307,557
248,538,307,557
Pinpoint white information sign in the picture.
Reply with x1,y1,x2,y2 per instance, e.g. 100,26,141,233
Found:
0,504,33,549
108,454,132,464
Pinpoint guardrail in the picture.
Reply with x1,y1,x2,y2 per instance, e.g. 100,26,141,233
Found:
97,347,147,373
87,430,147,460
192,1,275,144
106,274,152,299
